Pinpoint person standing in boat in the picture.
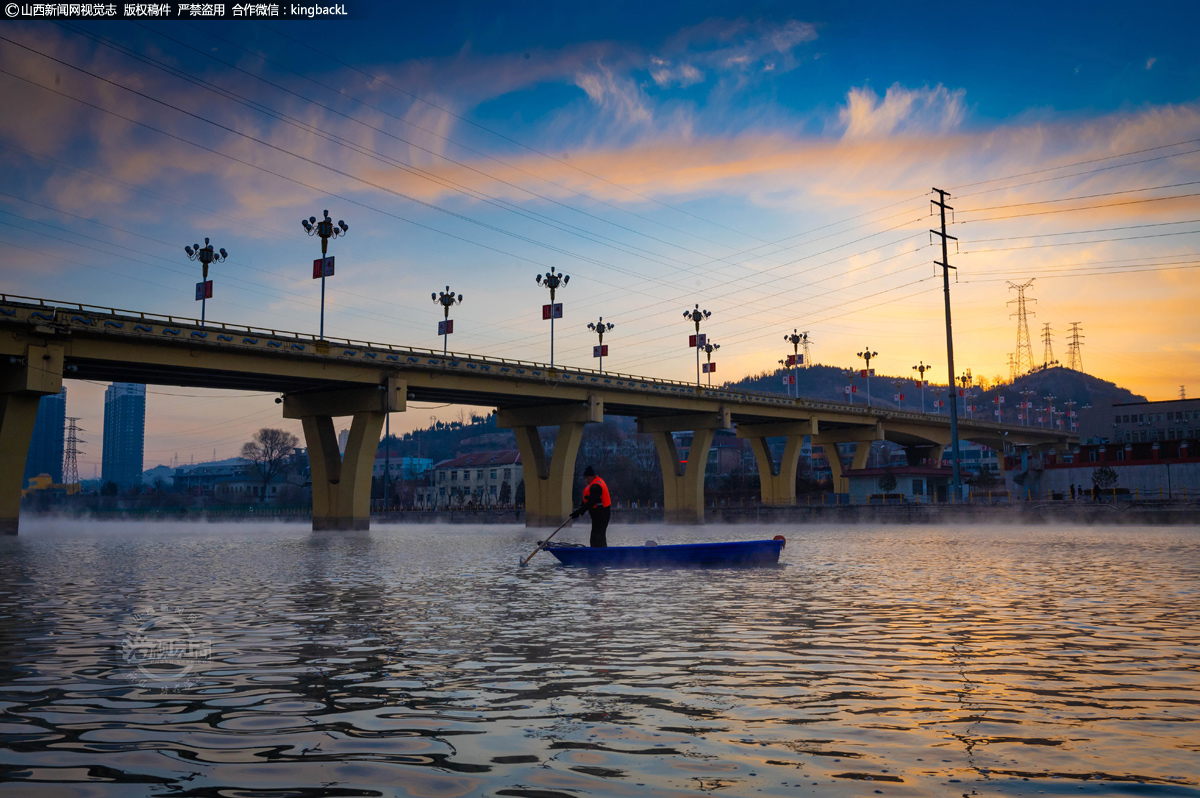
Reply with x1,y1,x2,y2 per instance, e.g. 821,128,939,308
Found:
570,465,611,547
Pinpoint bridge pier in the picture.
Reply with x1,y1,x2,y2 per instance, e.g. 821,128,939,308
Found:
283,379,402,531
638,409,730,524
815,424,882,494
498,397,602,527
0,345,65,535
736,420,817,506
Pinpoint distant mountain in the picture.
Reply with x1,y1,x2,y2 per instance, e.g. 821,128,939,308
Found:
722,364,1144,417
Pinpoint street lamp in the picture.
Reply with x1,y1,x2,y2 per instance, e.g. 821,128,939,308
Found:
587,317,614,372
301,209,348,339
1042,394,1056,429
913,360,931,413
784,329,807,397
535,269,569,368
702,341,720,386
184,237,227,326
683,304,711,387
779,359,792,397
432,286,463,356
892,379,906,409
843,368,857,405
856,347,878,407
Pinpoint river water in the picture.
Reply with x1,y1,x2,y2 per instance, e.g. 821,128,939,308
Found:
0,521,1196,797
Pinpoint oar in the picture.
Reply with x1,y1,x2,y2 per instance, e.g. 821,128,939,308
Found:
519,516,574,567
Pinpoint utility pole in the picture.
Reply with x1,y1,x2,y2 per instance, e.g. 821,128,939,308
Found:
1007,279,1036,375
857,347,877,407
784,329,806,396
1066,322,1084,371
1041,323,1057,369
63,417,83,488
931,188,963,501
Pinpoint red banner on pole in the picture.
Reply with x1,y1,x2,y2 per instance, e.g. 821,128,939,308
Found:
703,362,716,373
195,280,212,300
593,344,608,358
312,256,334,279
438,320,453,336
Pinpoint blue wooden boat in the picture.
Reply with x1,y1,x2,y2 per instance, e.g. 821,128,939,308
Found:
544,537,785,567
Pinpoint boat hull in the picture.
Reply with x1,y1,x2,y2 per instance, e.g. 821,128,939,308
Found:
545,539,784,568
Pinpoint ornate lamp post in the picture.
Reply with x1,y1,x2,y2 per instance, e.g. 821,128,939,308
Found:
587,317,614,372
912,360,931,413
683,304,711,387
184,237,227,326
702,341,720,386
843,368,857,405
431,286,463,356
857,347,878,407
779,359,792,397
301,209,348,339
535,269,569,368
784,329,807,397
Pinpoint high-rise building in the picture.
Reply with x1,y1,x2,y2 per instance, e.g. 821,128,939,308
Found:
23,388,66,485
102,383,146,490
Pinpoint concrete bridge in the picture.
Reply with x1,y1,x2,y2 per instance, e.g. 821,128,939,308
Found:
0,295,1074,533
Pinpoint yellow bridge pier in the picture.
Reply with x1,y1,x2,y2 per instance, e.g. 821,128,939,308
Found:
0,344,65,534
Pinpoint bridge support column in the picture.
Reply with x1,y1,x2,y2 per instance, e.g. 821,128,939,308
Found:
0,345,64,535
638,408,730,525
283,379,402,531
737,420,816,506
498,397,602,527
814,424,882,494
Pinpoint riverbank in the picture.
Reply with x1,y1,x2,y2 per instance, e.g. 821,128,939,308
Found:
23,500,1200,525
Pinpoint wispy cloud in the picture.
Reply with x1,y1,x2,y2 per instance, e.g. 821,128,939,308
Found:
837,84,967,140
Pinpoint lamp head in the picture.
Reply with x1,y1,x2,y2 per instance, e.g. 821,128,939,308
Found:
338,220,348,232
185,245,193,257
301,219,312,232
562,274,569,285
535,274,543,284
219,248,227,259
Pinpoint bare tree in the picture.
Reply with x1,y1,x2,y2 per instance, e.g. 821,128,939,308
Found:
241,428,299,502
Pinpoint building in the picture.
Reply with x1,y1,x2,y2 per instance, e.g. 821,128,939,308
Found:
1005,439,1198,500
23,387,66,484
101,383,146,491
424,450,521,508
1080,398,1200,445
844,465,955,503
173,453,307,502
372,454,433,481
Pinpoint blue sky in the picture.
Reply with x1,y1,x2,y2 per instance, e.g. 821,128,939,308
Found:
1,2,1198,471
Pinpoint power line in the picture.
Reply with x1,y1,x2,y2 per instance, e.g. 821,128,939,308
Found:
963,228,1200,253
959,181,1200,212
960,192,1200,222
949,136,1200,192
967,218,1200,242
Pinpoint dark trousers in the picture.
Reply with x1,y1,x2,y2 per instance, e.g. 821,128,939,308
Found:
588,505,611,548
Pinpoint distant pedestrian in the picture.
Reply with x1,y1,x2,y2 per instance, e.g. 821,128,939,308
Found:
1070,484,1076,501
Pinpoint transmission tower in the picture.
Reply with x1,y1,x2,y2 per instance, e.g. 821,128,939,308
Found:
63,417,84,487
1007,279,1036,375
1007,352,1016,383
802,331,812,367
1066,322,1084,371
1041,323,1057,369
1182,385,1187,401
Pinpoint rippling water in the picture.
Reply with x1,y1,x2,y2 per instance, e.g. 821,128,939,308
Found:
0,521,1197,797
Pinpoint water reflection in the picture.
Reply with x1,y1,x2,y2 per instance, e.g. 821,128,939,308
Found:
0,521,1197,796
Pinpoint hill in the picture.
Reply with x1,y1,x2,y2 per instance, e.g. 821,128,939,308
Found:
723,364,1144,418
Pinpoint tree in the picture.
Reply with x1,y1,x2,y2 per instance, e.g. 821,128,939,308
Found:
1092,465,1118,490
100,480,119,496
241,428,299,502
878,468,898,494
499,480,511,506
515,479,525,508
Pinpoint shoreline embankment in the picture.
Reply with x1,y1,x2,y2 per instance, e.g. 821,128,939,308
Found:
22,502,1200,526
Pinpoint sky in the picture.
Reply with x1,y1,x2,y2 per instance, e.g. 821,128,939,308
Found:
2,1,1199,474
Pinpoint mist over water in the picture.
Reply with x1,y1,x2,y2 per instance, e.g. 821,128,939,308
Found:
0,521,1197,797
